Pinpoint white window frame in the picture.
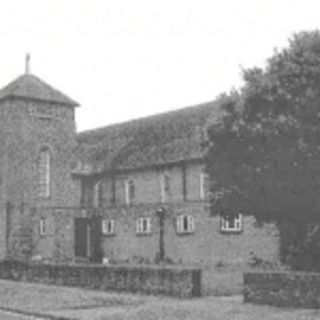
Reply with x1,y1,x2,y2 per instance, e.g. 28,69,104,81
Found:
124,179,135,205
102,219,115,235
200,172,209,200
136,217,152,235
176,215,195,234
40,218,47,236
220,213,243,233
38,148,50,198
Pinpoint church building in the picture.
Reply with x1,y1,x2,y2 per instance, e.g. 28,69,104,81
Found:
0,60,280,275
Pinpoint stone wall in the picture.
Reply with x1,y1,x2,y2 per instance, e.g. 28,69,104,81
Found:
0,260,201,298
244,271,320,308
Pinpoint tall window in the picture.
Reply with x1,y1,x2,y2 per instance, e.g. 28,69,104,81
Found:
94,181,104,207
125,179,135,205
200,171,209,200
38,148,50,198
160,174,171,202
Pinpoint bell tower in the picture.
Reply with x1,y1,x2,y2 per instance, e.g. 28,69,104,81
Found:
0,57,80,258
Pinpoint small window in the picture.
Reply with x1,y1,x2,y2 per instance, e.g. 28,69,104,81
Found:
136,217,152,235
220,213,243,233
200,171,209,200
40,218,47,236
160,174,170,202
125,179,135,205
176,215,195,234
102,219,115,235
32,105,57,119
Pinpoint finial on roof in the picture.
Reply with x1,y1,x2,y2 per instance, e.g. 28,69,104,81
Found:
25,53,30,75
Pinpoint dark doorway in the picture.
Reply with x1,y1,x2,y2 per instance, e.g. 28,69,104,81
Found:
74,217,102,263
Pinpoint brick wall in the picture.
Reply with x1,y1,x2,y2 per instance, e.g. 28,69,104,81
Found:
98,203,279,267
31,207,85,263
113,166,186,205
0,97,79,259
82,162,206,207
0,98,79,208
244,271,320,308
27,203,279,272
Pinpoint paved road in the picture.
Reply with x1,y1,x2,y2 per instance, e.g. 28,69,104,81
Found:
0,310,41,320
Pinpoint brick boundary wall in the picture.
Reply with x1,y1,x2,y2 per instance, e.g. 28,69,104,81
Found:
243,271,320,308
0,260,201,298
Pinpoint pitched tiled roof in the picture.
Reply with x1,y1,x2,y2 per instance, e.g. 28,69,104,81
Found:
0,74,79,106
76,101,221,174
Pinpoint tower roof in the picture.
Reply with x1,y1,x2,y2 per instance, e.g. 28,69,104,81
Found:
0,74,79,107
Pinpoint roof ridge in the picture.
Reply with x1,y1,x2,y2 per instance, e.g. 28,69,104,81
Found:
77,99,218,139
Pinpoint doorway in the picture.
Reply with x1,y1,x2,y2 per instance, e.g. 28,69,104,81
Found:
74,216,102,263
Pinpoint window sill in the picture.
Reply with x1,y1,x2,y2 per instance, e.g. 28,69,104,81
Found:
37,196,51,201
136,232,152,237
102,233,116,237
220,229,243,235
176,231,195,236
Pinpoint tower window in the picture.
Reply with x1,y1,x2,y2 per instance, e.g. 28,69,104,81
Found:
38,148,50,198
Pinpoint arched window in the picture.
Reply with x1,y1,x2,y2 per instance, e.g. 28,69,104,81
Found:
38,148,50,198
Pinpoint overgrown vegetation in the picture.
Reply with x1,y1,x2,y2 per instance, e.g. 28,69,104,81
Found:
206,30,320,270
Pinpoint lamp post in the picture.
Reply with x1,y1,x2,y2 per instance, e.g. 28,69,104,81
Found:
156,207,166,263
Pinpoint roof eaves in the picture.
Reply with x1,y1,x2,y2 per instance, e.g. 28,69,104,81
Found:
0,94,79,107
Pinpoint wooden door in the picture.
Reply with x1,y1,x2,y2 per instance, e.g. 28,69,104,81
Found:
89,216,102,263
74,217,88,258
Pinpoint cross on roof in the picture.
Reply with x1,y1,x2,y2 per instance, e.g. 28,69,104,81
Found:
25,53,30,75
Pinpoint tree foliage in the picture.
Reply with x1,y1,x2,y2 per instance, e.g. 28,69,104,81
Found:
206,30,320,269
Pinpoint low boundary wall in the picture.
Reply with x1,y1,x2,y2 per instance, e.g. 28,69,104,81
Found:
244,271,320,308
0,260,201,298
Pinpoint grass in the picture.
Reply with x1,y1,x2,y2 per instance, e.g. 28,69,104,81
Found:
1,279,320,320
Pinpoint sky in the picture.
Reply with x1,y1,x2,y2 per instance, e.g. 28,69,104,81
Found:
0,0,320,132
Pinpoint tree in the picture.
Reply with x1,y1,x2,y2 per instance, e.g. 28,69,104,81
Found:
206,30,320,269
